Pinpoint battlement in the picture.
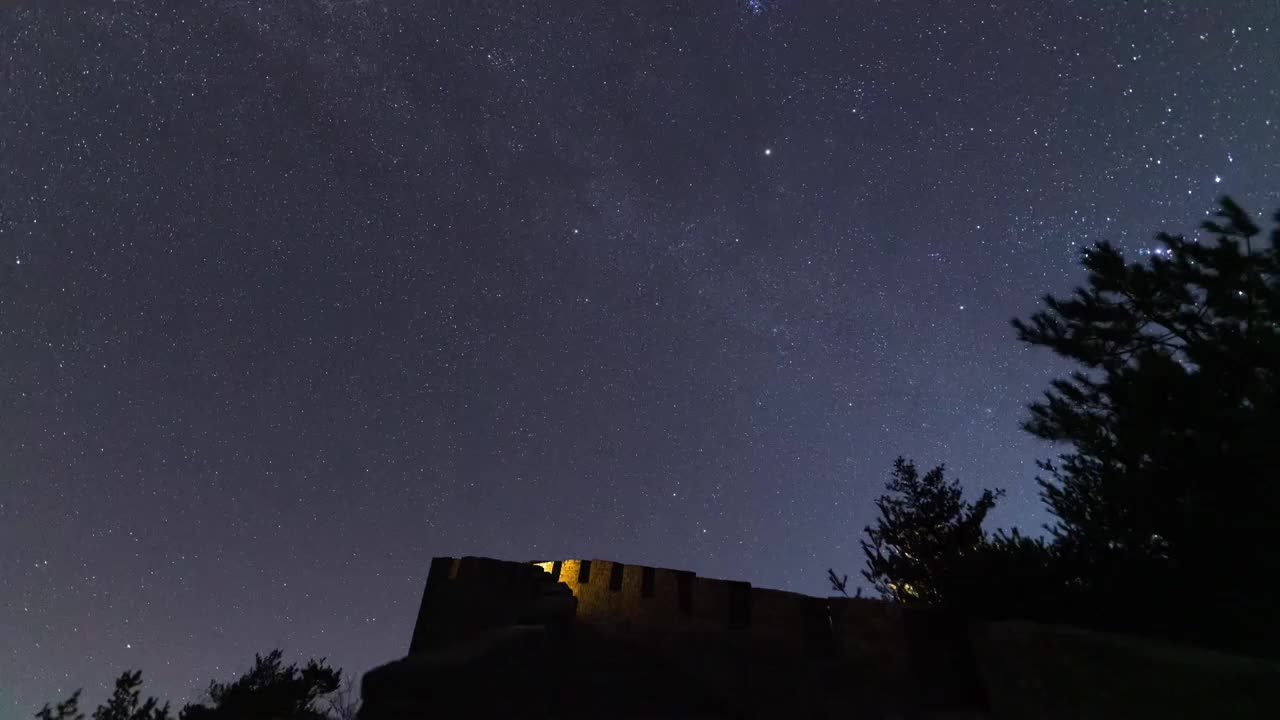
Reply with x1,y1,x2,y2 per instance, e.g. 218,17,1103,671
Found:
368,556,1280,719
408,556,915,664
527,559,832,653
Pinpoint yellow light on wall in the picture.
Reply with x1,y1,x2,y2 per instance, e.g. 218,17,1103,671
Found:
530,560,587,599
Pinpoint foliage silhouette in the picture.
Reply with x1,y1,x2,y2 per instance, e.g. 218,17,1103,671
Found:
94,672,172,720
36,691,84,720
37,652,344,720
37,672,170,720
840,197,1280,656
180,650,341,720
827,568,850,597
1012,195,1280,651
859,457,1002,604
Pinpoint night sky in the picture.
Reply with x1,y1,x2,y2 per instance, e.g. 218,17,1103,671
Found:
3,0,1278,716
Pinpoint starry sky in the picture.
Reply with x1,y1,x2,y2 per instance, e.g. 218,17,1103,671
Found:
3,0,1278,716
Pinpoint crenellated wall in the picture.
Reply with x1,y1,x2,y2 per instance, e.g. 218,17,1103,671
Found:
391,556,986,716
368,556,1280,719
409,556,958,663
536,560,832,650
408,556,574,654
533,559,705,629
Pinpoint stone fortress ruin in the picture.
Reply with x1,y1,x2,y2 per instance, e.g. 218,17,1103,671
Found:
358,556,1280,719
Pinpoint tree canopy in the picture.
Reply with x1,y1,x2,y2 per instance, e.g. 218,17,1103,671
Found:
847,197,1280,655
37,652,345,720
860,457,1002,604
1013,197,1280,647
37,672,171,720
180,650,341,720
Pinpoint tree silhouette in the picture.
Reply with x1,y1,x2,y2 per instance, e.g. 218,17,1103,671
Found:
1013,196,1280,649
835,198,1280,653
37,653,344,720
36,692,84,720
94,672,171,720
179,650,341,720
860,457,1002,604
324,677,360,720
826,568,850,597
37,672,169,720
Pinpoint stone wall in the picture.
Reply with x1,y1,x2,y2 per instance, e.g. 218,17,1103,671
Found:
412,556,977,668
408,556,574,653
368,556,1280,719
533,560,816,635
529,558,915,661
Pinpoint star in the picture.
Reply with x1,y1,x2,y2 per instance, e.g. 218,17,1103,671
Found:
6,2,1278,713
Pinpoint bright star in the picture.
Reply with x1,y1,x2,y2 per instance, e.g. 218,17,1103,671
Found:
764,148,772,156
1214,175,1222,183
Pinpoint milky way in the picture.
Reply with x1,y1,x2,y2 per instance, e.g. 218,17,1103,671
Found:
3,1,1278,716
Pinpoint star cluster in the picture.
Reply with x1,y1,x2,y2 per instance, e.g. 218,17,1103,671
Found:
2,1,1278,717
